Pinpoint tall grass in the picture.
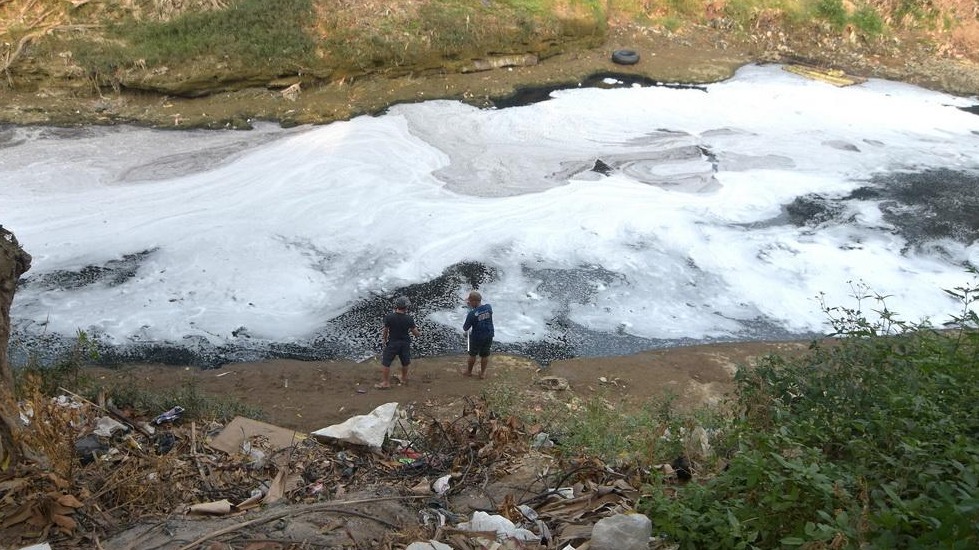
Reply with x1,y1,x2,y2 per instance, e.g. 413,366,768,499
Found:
55,0,315,77
116,0,315,67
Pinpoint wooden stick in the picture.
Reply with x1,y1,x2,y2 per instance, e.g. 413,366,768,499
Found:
176,495,430,550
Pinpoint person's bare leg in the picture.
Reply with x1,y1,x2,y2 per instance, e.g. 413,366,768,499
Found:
478,356,489,379
464,355,476,376
400,364,409,385
377,366,391,388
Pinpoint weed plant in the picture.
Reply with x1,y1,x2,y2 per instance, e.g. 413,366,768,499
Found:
15,329,97,397
555,392,730,467
814,0,848,29
15,330,264,425
851,5,885,36
639,274,979,548
106,377,266,424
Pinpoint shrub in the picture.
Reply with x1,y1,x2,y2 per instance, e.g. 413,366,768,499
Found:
851,5,885,36
639,274,979,548
815,0,848,29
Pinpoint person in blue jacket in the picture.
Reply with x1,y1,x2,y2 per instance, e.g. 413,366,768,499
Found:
463,290,494,379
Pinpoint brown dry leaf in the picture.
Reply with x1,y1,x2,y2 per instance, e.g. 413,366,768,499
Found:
0,477,28,492
52,512,77,532
497,493,520,522
537,487,630,522
0,503,33,528
44,472,70,489
57,494,84,508
26,507,48,527
553,523,594,547
51,501,80,516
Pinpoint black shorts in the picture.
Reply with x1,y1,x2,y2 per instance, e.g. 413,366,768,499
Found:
468,338,492,358
381,340,411,367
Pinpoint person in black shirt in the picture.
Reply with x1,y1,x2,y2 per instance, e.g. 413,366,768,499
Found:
377,296,421,389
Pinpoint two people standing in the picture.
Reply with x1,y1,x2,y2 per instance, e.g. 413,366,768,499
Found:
375,290,495,388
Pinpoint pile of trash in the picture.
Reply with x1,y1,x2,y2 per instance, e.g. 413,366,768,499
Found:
1,390,673,549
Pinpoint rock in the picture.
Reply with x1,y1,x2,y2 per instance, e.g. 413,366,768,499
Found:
463,54,539,73
537,376,569,391
93,416,128,437
531,432,554,449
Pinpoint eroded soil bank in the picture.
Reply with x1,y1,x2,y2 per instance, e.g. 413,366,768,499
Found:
2,23,978,130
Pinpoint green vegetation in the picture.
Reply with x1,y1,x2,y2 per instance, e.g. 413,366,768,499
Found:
105,377,267,424
639,277,979,548
317,0,591,72
15,329,98,397
852,4,885,36
5,0,968,91
815,0,849,30
115,0,315,68
129,0,313,64
16,331,263,425
485,273,979,548
656,274,979,548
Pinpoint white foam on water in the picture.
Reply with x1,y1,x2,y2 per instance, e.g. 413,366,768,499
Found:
2,64,978,351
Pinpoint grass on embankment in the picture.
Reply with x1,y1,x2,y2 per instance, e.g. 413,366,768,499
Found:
1,0,961,88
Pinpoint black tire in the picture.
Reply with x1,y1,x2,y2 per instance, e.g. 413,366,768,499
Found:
611,49,640,65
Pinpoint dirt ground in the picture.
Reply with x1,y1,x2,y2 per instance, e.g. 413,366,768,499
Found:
67,340,815,550
84,339,813,433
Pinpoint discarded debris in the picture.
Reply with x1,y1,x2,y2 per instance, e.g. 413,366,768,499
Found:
208,415,305,455
310,401,398,449
455,510,539,543
152,405,185,425
2,389,659,549
188,499,233,515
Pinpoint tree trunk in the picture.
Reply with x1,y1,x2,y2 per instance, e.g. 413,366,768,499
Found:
0,225,32,471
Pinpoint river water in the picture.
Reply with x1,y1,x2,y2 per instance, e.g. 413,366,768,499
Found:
2,64,979,366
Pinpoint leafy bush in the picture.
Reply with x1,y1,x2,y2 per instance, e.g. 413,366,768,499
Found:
851,5,885,36
815,0,848,29
640,274,979,548
545,391,732,469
